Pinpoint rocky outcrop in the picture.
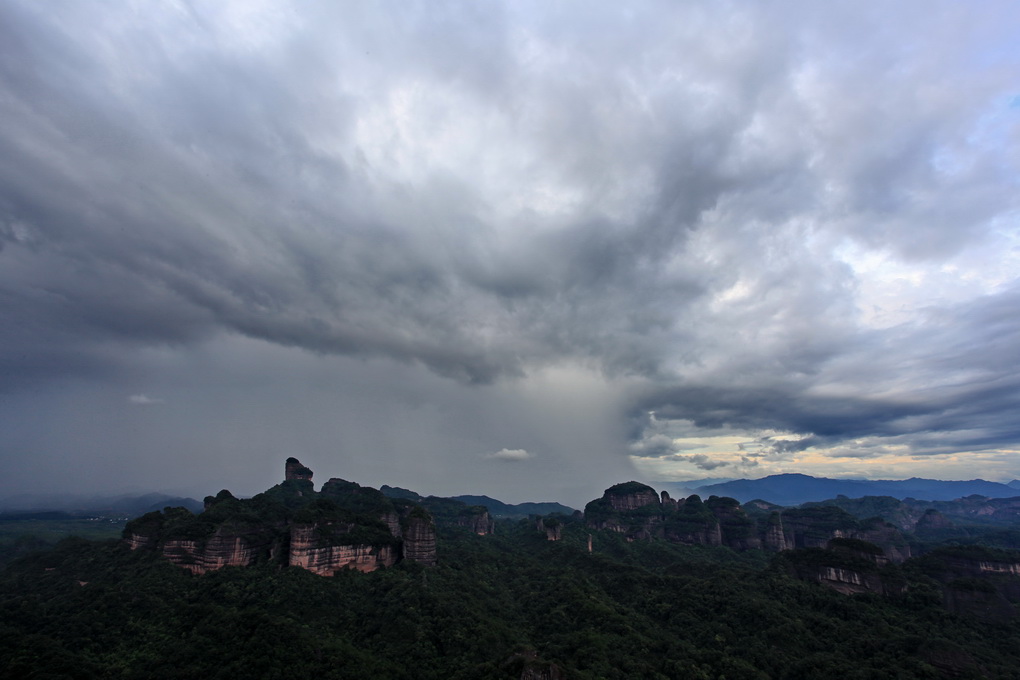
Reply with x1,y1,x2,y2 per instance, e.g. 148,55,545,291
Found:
585,482,663,537
125,510,281,575
780,506,856,549
585,484,765,550
285,457,314,483
125,461,437,575
707,496,761,550
854,521,911,563
910,546,1020,620
537,517,562,541
124,531,157,551
777,507,912,563
456,507,495,535
828,537,889,566
662,497,723,546
660,490,678,512
161,529,272,575
785,542,907,596
380,510,403,538
402,512,438,565
288,524,397,575
762,512,787,552
811,566,888,596
605,482,659,511
583,482,921,560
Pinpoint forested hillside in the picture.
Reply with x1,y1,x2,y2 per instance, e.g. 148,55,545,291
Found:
3,514,1020,679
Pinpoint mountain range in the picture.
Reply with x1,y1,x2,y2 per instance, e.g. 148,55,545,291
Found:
4,460,1020,678
659,473,1020,506
380,486,575,518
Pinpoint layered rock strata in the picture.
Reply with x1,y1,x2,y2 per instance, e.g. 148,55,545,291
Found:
402,513,438,565
289,524,397,575
125,459,435,575
285,457,314,483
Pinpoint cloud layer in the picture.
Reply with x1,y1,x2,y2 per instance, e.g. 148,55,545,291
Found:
1,1,1019,502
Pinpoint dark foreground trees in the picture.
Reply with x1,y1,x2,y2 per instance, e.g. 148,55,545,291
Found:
2,520,1019,679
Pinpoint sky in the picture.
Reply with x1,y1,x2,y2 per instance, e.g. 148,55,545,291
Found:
1,1,1019,508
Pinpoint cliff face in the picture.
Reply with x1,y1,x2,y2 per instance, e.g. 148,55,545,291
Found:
707,496,761,550
605,483,660,511
775,506,911,563
125,460,437,575
285,457,314,483
537,517,562,541
380,510,403,538
762,512,788,552
456,507,495,535
584,482,663,536
909,546,1020,620
940,552,1020,620
785,540,907,596
125,520,281,575
124,531,156,551
161,534,263,575
582,481,919,561
585,484,763,551
809,566,888,596
288,524,398,575
854,523,911,563
402,513,438,565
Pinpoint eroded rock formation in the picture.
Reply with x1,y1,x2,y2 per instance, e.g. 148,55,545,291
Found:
456,506,495,535
289,524,397,575
762,512,788,552
402,511,438,565
537,517,562,541
285,457,314,483
785,539,907,596
584,483,761,551
605,482,659,511
125,460,434,575
582,481,916,565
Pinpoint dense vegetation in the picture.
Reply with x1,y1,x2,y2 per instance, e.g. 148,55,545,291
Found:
0,516,125,569
3,514,1020,679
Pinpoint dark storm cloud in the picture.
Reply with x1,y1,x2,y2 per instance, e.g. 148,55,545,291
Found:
1,0,1019,498
631,282,1020,460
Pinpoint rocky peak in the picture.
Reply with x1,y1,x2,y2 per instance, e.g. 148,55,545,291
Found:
203,488,237,511
456,506,495,535
127,460,438,576
285,457,314,483
604,481,660,511
537,516,562,541
784,544,906,596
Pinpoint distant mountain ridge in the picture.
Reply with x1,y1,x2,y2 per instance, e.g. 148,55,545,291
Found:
687,474,1019,506
0,492,203,517
379,486,575,518
448,495,575,518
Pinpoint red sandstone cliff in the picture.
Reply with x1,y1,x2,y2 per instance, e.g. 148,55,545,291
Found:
124,460,438,576
285,457,314,483
402,512,438,565
288,524,398,575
